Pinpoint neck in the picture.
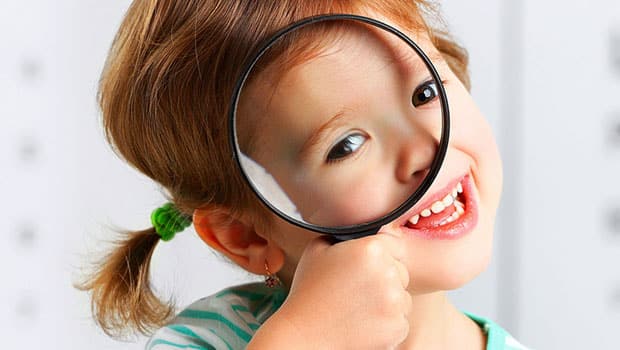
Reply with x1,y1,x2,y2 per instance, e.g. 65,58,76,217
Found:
397,291,486,350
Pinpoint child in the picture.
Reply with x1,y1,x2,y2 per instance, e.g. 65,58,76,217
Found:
77,0,530,349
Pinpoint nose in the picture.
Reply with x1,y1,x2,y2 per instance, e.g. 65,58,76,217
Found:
395,130,438,185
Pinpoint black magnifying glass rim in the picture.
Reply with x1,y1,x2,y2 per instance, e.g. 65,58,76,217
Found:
229,14,450,241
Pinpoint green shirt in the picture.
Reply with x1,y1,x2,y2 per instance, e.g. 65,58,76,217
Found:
146,283,530,350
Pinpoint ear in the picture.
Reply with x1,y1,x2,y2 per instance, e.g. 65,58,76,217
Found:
192,206,285,275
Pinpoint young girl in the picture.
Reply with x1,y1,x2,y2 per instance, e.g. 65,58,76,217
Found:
78,0,530,349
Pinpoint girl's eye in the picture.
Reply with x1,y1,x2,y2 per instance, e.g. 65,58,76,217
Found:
326,133,367,163
412,80,439,107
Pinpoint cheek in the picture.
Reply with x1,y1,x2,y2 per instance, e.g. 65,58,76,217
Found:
450,85,496,151
299,172,401,226
459,108,502,191
448,83,503,206
267,217,320,287
277,223,318,260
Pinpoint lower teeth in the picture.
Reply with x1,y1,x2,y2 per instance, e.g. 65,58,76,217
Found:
438,201,466,226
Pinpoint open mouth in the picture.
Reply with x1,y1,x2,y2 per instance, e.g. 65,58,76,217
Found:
405,180,465,228
401,174,477,239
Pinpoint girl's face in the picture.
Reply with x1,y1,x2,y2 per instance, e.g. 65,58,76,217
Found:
241,20,502,293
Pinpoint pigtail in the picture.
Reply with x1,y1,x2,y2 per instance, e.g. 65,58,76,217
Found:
75,228,174,340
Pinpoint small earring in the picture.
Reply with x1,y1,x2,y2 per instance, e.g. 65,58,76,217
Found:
264,260,281,288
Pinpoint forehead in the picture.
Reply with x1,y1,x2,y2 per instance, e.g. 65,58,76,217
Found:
258,16,440,83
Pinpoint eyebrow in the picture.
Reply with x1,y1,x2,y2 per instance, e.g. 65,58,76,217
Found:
391,48,446,79
298,109,350,161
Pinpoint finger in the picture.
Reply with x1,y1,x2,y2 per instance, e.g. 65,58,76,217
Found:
373,232,407,262
394,259,410,289
401,288,413,314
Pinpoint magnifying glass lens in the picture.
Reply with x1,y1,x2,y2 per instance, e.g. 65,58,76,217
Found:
230,15,449,239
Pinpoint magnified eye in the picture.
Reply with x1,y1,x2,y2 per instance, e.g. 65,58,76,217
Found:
412,80,439,107
326,133,367,163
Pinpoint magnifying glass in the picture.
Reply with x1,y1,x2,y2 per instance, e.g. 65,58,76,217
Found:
229,14,450,241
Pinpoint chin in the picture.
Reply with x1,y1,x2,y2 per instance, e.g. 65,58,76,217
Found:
407,219,495,294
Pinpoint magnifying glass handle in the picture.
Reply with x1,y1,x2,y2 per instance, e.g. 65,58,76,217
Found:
326,235,347,245
325,229,379,244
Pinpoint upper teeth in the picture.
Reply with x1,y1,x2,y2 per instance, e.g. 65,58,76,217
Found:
442,194,454,206
431,201,445,214
408,181,465,226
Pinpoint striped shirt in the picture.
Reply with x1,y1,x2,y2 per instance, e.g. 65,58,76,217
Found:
145,283,531,350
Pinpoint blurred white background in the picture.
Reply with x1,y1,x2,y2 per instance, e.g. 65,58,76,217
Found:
1,0,619,348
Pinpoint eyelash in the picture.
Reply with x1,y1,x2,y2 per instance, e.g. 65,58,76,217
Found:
411,79,447,107
325,132,368,164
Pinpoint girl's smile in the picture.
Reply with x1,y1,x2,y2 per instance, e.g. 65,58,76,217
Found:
399,173,479,240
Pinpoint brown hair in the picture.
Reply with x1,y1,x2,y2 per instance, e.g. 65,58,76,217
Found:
75,0,470,340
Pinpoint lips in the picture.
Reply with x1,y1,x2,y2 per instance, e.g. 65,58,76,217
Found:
399,174,478,240
407,181,464,228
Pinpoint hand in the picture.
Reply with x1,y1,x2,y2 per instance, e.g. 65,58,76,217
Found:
266,233,412,349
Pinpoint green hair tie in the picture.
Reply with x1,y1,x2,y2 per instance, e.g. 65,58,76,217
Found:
150,203,192,241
